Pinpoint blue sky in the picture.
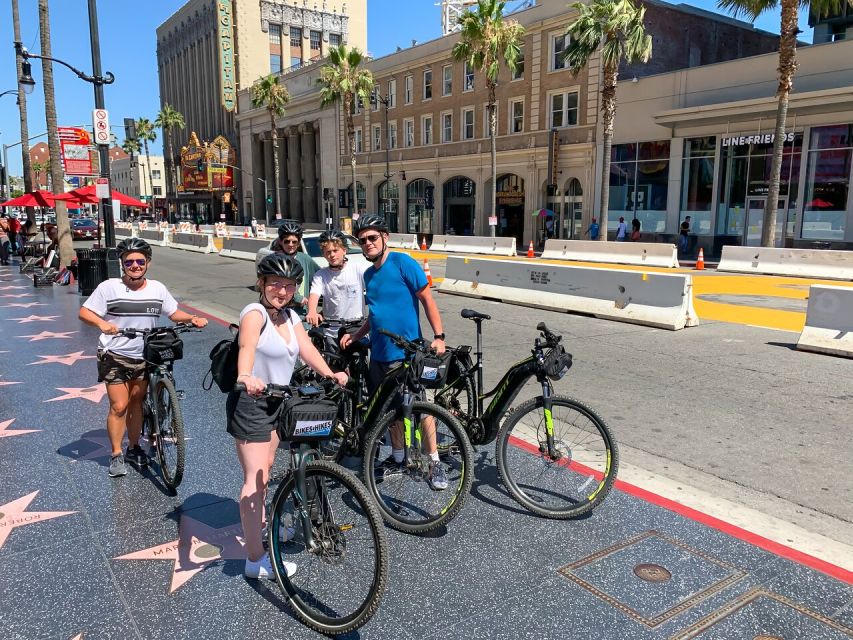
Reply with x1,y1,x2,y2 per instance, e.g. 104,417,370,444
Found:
0,0,810,177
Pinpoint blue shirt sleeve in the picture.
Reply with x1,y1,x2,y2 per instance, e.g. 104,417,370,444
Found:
398,253,428,293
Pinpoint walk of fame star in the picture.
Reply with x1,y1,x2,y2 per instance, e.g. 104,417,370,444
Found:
0,491,76,550
0,293,35,298
45,386,107,404
0,285,27,290
0,376,22,387
7,315,60,324
6,302,48,308
0,419,41,438
17,330,77,342
28,351,97,366
115,515,246,592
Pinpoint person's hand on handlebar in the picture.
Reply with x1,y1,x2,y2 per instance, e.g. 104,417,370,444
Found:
237,373,266,397
339,333,353,350
307,310,323,327
100,322,120,335
430,337,446,355
329,371,348,387
189,315,208,329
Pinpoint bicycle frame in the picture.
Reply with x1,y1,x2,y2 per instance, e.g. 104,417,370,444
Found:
287,442,325,552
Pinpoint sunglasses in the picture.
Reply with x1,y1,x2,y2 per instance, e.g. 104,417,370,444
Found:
266,282,297,292
281,239,299,245
358,234,382,246
123,259,147,267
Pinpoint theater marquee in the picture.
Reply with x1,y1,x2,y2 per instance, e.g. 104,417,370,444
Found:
217,0,236,112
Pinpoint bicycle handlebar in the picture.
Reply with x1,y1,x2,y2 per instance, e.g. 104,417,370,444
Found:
377,328,429,354
115,323,203,338
536,322,561,346
234,377,348,398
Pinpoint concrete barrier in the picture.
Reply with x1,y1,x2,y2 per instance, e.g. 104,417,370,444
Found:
168,232,218,254
219,236,270,261
429,234,517,257
137,228,169,246
388,233,418,250
796,285,853,358
541,239,680,268
440,256,698,330
717,246,853,280
115,224,135,239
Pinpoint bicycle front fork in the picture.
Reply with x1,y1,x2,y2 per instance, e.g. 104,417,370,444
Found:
399,392,425,471
539,382,562,461
291,444,322,552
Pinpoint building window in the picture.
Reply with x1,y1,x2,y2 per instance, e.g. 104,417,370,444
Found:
422,115,433,145
407,178,435,234
373,124,382,151
550,91,579,128
329,32,341,48
423,69,432,100
464,61,474,91
269,24,281,46
680,137,716,235
152,169,162,180
153,186,163,196
404,75,413,104
355,128,363,153
803,124,851,240
442,112,453,143
443,64,452,95
552,34,568,71
510,99,524,133
310,30,321,52
290,26,302,48
404,118,414,147
270,54,282,73
388,79,396,108
291,56,301,69
609,141,671,233
372,83,380,111
389,121,398,149
512,47,524,80
462,108,475,140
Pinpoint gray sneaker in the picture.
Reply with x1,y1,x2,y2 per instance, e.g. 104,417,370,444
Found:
125,445,150,469
108,454,127,478
429,461,448,491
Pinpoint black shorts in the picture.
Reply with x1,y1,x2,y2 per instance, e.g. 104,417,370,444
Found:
226,390,284,443
97,350,147,384
368,358,404,397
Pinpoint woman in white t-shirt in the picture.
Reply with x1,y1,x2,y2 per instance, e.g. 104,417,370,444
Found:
229,253,348,580
79,238,207,479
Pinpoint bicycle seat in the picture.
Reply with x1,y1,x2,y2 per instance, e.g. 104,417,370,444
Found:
461,309,491,321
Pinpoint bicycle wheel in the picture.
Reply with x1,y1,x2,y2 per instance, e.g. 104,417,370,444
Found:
269,460,388,635
362,402,473,535
496,395,618,519
153,376,185,490
428,360,475,424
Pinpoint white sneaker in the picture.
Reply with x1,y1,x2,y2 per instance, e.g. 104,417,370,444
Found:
244,552,296,580
263,521,296,544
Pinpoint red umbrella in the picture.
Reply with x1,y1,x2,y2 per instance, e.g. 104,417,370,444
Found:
61,184,147,208
806,198,834,209
0,190,58,208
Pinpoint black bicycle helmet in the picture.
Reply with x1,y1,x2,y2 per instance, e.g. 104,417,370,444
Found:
116,237,152,259
277,221,303,239
256,252,304,283
319,229,349,247
354,214,388,235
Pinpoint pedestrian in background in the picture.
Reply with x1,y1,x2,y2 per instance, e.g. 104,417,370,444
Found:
585,217,600,240
0,214,11,265
630,218,642,241
615,216,628,241
7,215,21,255
679,216,691,253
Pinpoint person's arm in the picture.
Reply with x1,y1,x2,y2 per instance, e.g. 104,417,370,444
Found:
306,293,323,326
415,285,445,354
236,309,266,396
79,306,118,335
340,315,369,350
168,309,208,328
292,317,348,386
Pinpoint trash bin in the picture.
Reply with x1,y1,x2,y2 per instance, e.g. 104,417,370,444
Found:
76,248,120,296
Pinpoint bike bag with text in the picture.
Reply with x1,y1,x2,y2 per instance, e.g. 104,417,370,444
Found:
143,329,184,365
542,345,572,380
413,350,452,389
277,392,340,441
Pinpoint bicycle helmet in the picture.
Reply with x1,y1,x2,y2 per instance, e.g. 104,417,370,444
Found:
256,252,304,284
277,221,303,239
354,214,388,235
319,229,349,247
116,237,152,259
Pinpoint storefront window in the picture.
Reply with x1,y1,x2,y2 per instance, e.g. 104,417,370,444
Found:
377,181,399,233
609,141,669,233
407,178,435,234
803,125,852,240
348,182,366,217
681,137,716,234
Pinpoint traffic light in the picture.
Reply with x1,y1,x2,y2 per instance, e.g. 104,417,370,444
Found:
196,158,205,172
338,188,350,209
124,117,136,141
266,192,273,204
424,185,434,209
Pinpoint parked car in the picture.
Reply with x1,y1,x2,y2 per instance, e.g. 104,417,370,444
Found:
71,218,99,240
255,231,368,270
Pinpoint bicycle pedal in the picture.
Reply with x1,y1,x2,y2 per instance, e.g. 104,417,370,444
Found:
175,390,186,400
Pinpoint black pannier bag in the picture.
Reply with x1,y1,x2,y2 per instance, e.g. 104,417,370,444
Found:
542,344,572,380
414,350,452,389
143,329,184,364
277,392,340,441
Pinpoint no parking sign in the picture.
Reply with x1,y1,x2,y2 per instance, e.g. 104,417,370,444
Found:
92,109,110,146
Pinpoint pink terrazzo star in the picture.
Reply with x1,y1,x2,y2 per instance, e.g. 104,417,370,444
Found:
115,515,246,592
0,419,41,439
28,351,97,366
45,386,107,404
0,293,35,298
7,315,60,324
6,302,48,308
0,491,76,550
0,376,22,387
17,331,77,342
0,285,27,290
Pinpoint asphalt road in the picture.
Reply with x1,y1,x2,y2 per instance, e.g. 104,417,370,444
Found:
145,245,853,550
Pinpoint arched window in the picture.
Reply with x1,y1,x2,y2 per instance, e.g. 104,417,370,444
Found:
565,178,583,239
406,178,435,234
377,180,400,233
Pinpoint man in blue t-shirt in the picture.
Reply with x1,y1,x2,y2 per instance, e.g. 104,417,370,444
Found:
341,214,448,490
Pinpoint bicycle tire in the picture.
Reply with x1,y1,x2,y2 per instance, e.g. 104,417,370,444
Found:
154,376,185,490
496,395,618,519
268,460,388,635
362,402,474,535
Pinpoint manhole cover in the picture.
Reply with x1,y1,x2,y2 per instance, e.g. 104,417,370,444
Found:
193,543,223,560
633,563,672,583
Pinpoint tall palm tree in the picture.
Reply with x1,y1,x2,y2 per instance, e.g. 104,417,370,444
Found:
38,0,73,266
318,44,374,217
565,0,652,240
121,137,141,158
250,75,290,220
32,161,46,189
155,103,185,221
718,0,843,247
452,0,525,238
12,0,36,226
135,117,158,213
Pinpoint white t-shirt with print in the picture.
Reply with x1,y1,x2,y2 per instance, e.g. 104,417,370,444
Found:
82,278,179,359
239,303,300,385
310,259,368,323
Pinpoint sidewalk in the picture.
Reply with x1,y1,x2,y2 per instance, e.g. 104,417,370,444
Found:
1,264,851,639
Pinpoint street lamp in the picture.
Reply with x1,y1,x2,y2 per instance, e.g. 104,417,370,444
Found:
0,89,19,99
14,43,114,90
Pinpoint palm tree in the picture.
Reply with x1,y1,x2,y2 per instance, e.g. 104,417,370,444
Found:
155,104,185,221
452,0,525,238
250,75,290,221
12,0,36,227
135,117,158,214
318,45,374,218
564,0,652,241
717,0,842,247
38,0,73,265
32,161,46,189
121,137,141,159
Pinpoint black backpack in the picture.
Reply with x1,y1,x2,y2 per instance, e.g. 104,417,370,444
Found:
204,318,266,393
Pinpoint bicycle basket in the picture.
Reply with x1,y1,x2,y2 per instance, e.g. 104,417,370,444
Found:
413,350,452,389
277,392,339,441
542,345,572,380
143,329,184,364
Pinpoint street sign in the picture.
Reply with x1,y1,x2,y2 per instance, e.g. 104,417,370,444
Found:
92,109,110,146
96,177,110,199
489,216,498,226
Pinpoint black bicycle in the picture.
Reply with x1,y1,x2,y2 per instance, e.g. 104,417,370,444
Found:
428,310,619,519
116,323,201,490
242,380,388,635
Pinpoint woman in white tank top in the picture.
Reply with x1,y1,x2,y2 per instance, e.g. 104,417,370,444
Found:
227,254,347,580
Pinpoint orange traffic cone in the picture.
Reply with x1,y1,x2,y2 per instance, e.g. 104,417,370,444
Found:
423,259,433,287
421,236,428,251
243,228,249,238
527,240,535,258
695,247,705,270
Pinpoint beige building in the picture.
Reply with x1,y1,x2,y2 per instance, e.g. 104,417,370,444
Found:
110,155,167,212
